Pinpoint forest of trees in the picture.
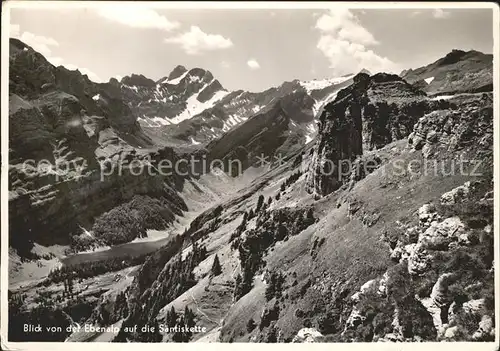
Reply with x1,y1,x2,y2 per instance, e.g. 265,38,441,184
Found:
92,195,177,246
48,252,149,283
172,306,197,342
113,241,207,342
265,271,285,301
8,292,74,341
233,205,316,300
280,170,302,192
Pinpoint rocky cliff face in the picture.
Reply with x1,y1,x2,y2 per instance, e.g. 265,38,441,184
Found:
8,38,186,254
307,73,453,196
400,49,493,96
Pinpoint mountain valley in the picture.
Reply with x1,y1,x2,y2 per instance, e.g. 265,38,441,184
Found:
6,36,495,344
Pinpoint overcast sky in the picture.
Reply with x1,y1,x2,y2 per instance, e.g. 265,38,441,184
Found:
9,5,494,92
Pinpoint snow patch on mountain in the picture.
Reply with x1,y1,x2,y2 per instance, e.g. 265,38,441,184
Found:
223,92,245,108
124,85,139,92
311,87,343,117
252,105,264,114
222,114,246,132
162,70,189,85
431,94,455,101
424,76,435,84
305,122,317,144
169,89,231,124
300,74,354,93
151,117,172,126
188,75,201,84
298,74,355,117
190,137,201,145
137,116,173,127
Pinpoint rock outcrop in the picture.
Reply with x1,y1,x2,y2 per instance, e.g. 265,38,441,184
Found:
292,328,323,342
306,72,451,196
408,93,493,160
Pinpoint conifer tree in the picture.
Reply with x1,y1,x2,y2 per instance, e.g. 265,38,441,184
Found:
247,318,256,332
172,316,186,342
304,208,315,226
166,306,178,328
211,254,222,276
233,273,243,300
151,319,163,342
241,260,254,295
184,306,195,328
256,195,265,212
266,326,278,342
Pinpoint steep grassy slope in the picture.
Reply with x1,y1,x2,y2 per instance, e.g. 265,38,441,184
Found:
103,90,493,344
220,139,492,342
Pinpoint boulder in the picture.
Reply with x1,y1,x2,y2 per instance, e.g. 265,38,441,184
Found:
462,298,485,315
420,217,466,250
404,243,431,275
472,315,494,340
418,203,439,227
440,182,472,205
292,328,323,343
443,326,459,340
343,306,365,331
419,272,456,337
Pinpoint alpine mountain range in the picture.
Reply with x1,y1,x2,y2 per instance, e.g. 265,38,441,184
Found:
6,34,495,344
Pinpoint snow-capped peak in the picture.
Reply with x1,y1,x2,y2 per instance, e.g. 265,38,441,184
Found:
299,74,355,93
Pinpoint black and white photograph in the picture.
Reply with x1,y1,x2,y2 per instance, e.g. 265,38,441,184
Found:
1,1,498,348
